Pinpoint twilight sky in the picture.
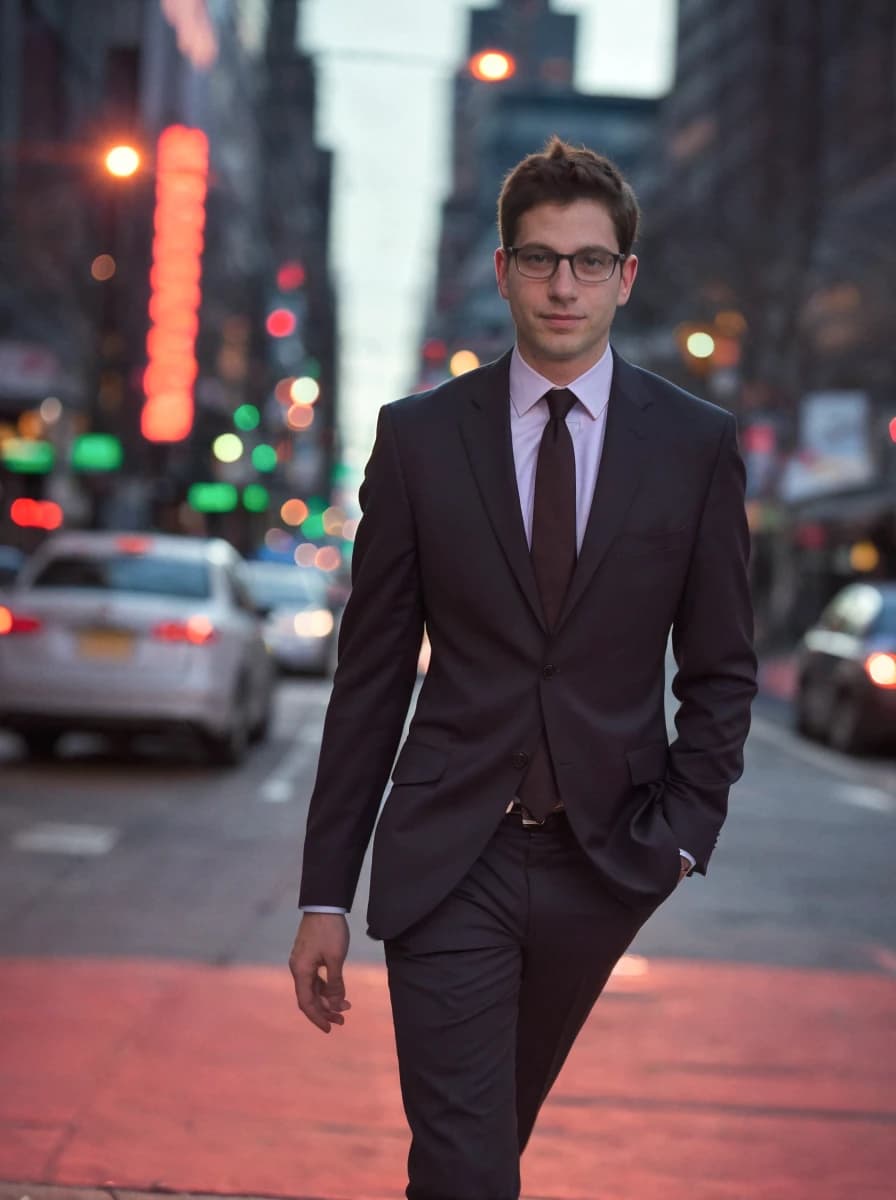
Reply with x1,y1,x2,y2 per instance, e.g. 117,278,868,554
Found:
301,0,676,460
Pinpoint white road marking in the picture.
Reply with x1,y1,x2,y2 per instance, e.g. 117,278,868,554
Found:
260,736,319,803
12,822,119,855
749,715,895,811
835,784,895,813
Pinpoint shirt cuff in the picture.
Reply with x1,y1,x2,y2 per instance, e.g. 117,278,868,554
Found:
678,849,696,869
302,905,348,914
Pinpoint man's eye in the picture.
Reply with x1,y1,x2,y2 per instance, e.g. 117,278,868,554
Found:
521,251,550,264
581,253,611,269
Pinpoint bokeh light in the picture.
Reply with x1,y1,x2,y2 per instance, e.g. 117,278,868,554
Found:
91,254,116,281
290,376,320,405
450,349,480,376
286,404,314,431
281,498,310,526
213,433,243,463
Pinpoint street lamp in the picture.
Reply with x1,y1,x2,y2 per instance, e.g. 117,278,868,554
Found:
468,49,517,83
104,144,141,178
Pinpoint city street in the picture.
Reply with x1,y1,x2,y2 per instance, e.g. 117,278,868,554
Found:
1,675,894,1200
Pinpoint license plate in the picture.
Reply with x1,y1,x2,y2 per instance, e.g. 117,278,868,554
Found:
77,629,135,660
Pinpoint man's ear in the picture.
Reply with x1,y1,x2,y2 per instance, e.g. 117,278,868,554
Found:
616,254,638,307
495,247,510,299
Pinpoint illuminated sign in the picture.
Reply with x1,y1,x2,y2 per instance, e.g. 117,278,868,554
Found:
141,125,209,443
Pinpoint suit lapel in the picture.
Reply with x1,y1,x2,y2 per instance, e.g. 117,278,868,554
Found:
458,352,547,632
557,351,653,627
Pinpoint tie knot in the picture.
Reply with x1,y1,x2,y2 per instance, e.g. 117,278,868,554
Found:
545,388,577,423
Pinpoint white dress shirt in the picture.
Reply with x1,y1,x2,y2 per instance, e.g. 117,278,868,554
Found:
304,343,692,914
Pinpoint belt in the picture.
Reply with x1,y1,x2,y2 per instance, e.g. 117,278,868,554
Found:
505,800,567,828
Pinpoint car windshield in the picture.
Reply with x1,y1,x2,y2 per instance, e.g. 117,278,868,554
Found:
247,567,323,608
30,554,211,599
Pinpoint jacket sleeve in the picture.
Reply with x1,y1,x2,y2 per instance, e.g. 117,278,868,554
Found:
298,403,424,910
665,415,758,873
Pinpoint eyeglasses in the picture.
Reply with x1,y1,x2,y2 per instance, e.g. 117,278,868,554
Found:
505,243,627,284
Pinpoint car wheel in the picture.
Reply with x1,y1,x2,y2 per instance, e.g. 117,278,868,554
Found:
826,691,866,755
203,686,250,767
249,690,273,744
794,676,824,739
21,730,61,760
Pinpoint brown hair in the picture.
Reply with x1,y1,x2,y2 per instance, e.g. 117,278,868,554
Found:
497,135,640,255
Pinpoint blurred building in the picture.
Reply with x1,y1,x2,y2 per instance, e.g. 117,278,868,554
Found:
417,0,659,388
0,0,337,555
635,0,896,639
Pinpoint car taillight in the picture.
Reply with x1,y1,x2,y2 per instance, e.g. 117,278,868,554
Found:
865,652,896,689
151,616,217,645
0,606,41,635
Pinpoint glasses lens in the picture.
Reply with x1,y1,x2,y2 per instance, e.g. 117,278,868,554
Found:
573,250,617,282
514,248,556,278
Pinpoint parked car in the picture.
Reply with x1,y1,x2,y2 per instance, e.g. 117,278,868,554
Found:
0,531,275,764
245,561,336,676
794,580,896,753
0,545,23,587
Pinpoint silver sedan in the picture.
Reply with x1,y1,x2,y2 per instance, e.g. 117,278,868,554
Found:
0,531,275,764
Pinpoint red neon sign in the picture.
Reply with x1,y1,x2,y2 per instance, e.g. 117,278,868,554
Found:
141,125,208,442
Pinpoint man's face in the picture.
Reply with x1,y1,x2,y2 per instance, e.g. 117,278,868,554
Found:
494,199,638,383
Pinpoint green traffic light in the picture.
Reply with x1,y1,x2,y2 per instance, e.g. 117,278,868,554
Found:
252,443,277,472
1,439,55,474
71,433,123,472
242,484,269,512
234,404,261,431
188,482,239,513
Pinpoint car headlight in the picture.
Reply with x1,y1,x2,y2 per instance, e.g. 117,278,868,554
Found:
293,609,334,638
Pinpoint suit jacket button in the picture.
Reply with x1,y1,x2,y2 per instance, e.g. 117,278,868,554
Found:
512,752,529,770
542,664,557,678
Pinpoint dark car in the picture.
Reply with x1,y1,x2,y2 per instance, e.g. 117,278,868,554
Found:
794,581,896,753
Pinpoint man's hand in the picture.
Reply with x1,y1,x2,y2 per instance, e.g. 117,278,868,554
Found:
678,855,691,882
289,913,351,1033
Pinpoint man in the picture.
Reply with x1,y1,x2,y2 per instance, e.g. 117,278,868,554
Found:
289,137,757,1200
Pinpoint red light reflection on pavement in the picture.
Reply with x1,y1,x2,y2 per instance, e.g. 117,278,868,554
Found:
0,957,893,1199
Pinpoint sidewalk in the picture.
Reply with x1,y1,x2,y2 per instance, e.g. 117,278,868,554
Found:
2,955,894,1200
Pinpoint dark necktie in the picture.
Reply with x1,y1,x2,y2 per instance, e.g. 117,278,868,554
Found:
517,387,578,819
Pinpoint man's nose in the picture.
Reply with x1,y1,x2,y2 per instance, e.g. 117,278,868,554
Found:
548,258,577,298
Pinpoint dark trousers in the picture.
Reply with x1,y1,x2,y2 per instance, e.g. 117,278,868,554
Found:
384,812,660,1200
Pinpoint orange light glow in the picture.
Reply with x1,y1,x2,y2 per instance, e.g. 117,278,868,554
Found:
469,49,517,82
104,144,140,177
91,254,116,281
286,404,314,431
142,126,208,442
866,653,896,688
0,607,11,635
281,499,309,527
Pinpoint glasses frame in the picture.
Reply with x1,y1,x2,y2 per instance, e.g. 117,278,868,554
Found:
505,244,628,284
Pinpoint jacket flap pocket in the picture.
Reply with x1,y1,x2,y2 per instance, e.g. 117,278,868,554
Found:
391,740,449,785
626,741,669,786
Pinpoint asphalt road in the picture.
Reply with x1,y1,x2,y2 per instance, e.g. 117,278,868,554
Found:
0,676,893,973
2,673,895,1200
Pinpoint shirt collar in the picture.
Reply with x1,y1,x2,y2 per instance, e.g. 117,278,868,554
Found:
509,343,613,420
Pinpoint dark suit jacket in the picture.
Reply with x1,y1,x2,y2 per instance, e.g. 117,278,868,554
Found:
299,348,757,940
